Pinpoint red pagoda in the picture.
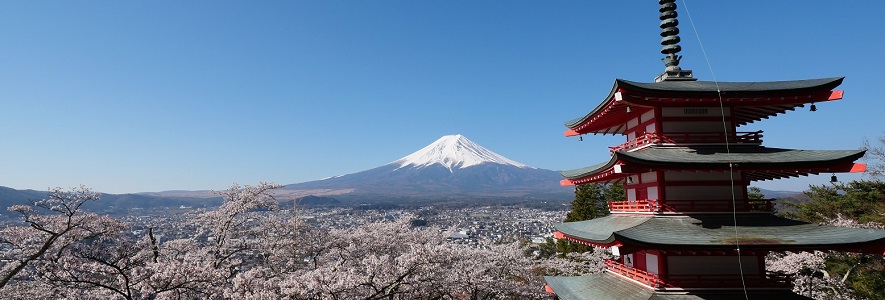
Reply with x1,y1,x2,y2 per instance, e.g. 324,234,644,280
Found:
543,1,885,299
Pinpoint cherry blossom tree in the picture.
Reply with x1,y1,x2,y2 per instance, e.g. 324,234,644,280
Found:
284,221,447,298
766,214,884,300
1,183,603,299
0,186,124,290
862,132,885,179
199,182,284,270
42,234,151,299
0,183,284,299
145,237,227,299
273,217,603,299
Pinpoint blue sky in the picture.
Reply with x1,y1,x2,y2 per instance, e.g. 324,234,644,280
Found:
2,1,883,194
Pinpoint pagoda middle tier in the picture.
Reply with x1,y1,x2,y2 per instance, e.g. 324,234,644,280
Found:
561,146,865,214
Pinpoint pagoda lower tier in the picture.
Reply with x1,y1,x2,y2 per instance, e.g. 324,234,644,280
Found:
545,215,885,299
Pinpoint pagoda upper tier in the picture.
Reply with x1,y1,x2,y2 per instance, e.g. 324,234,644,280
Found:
565,77,844,136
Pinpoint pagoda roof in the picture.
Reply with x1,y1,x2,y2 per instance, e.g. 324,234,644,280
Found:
554,214,885,253
614,77,843,97
544,273,812,300
561,146,865,184
564,77,844,135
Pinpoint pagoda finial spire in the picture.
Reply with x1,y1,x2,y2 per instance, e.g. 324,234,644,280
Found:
655,0,696,82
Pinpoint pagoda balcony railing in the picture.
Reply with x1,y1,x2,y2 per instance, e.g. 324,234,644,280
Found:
609,132,659,153
606,260,793,290
609,199,774,213
609,131,763,153
605,260,662,288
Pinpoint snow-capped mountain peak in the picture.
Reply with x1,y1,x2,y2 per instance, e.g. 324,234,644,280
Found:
391,134,533,171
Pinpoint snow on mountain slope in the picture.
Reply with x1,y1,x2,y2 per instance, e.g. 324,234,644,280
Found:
281,134,570,200
391,134,533,171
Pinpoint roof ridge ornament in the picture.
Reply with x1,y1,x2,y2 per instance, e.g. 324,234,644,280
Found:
655,0,697,82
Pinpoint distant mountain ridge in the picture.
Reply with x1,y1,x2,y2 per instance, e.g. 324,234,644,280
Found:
0,186,222,215
1,135,817,209
0,135,571,209
757,188,805,199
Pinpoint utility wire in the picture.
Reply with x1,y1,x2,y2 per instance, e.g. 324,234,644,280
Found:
680,1,749,299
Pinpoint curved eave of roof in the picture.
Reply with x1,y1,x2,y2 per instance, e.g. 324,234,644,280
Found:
560,146,865,180
620,146,865,167
564,83,621,128
616,77,843,97
560,160,617,179
563,77,844,132
554,215,650,244
556,215,885,250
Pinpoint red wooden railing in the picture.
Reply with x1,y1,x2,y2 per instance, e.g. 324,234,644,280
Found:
610,131,763,153
609,199,660,212
609,199,774,213
610,132,659,152
660,131,763,145
605,260,662,287
606,260,793,289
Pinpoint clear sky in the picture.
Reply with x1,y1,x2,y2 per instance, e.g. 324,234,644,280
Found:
2,1,883,194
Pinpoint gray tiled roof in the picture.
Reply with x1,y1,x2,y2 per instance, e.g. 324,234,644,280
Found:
622,146,864,165
545,273,813,300
545,274,653,300
617,77,843,96
561,160,615,179
555,215,885,249
555,215,649,244
564,77,843,128
561,146,865,179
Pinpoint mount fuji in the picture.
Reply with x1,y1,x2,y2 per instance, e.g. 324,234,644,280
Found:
281,135,572,202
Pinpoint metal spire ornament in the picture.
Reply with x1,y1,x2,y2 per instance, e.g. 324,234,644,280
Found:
655,0,696,82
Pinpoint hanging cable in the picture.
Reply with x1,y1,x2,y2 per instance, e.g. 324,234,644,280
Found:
680,1,749,299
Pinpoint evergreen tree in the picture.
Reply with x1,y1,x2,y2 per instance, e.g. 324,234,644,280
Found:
748,186,765,200
783,180,885,224
604,183,625,207
559,183,623,254
564,183,608,222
